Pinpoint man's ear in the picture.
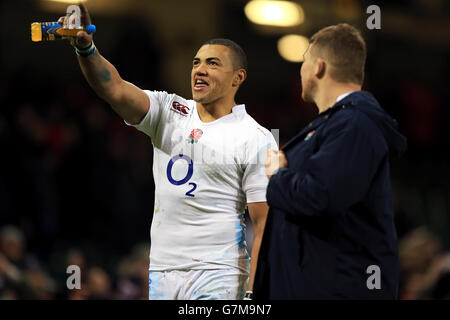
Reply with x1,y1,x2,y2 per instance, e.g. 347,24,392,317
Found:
232,69,247,87
315,58,326,79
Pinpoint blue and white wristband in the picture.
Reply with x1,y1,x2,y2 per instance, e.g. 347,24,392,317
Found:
75,42,96,58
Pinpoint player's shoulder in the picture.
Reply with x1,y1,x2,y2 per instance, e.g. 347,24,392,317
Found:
242,114,271,134
145,90,195,116
328,105,375,134
240,113,276,146
144,90,190,104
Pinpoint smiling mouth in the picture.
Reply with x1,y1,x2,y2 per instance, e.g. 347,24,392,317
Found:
194,79,209,91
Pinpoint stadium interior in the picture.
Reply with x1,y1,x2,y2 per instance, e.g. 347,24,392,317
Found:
0,0,449,299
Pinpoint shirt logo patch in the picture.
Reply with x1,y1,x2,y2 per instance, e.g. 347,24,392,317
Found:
187,129,203,144
304,130,315,141
171,101,190,116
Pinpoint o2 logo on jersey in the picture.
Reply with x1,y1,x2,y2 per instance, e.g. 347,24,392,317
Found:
166,154,197,197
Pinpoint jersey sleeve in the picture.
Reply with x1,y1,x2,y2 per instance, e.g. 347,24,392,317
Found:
242,128,279,203
124,90,173,140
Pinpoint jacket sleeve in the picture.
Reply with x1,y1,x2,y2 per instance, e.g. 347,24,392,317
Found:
266,115,383,217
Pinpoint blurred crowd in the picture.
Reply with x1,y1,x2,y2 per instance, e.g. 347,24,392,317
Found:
398,227,450,299
0,66,156,299
2,220,450,300
0,224,150,299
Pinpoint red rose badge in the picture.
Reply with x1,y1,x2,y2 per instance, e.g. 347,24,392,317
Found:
187,129,203,144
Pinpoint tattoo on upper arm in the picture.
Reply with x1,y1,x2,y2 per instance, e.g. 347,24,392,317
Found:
99,69,111,82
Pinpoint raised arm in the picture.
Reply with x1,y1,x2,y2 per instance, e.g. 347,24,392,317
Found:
62,3,149,125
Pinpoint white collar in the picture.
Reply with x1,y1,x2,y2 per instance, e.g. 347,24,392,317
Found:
336,92,354,103
231,104,246,114
194,103,246,125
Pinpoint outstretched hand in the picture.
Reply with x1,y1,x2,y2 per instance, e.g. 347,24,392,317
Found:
57,2,93,49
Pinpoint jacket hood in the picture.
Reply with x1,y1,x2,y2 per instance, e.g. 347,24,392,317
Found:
336,91,407,156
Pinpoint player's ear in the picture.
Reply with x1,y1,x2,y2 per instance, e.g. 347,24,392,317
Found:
232,69,247,87
315,58,326,79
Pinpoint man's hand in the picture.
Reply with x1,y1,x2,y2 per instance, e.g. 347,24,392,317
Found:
265,149,287,179
57,2,93,49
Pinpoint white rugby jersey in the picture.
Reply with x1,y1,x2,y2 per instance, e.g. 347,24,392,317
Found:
126,90,278,274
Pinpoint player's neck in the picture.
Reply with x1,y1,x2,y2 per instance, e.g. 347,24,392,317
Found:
315,82,361,114
196,98,236,123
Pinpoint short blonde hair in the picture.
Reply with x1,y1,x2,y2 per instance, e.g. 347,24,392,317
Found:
309,23,366,85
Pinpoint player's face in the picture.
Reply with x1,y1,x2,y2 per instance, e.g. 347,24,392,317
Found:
191,45,236,104
300,45,317,103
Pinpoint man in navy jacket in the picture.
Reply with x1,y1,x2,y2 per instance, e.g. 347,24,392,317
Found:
253,24,407,299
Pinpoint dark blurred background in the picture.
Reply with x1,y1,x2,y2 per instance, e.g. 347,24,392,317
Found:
0,0,449,299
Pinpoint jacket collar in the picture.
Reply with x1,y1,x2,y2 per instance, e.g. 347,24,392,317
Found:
282,92,361,152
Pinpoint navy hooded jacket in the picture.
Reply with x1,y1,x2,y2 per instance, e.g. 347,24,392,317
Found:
253,91,407,299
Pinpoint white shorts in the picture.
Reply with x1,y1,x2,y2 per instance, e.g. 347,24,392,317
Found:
148,269,248,300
